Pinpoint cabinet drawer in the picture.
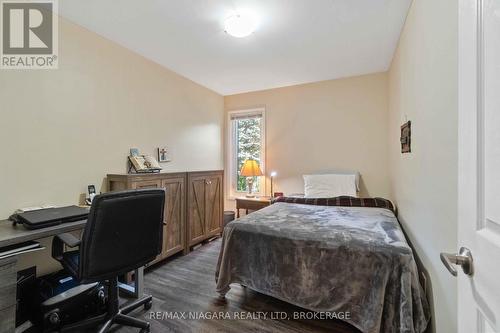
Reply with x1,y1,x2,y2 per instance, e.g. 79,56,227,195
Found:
0,258,16,311
238,200,269,211
131,180,162,189
0,281,16,310
0,258,15,275
0,305,15,333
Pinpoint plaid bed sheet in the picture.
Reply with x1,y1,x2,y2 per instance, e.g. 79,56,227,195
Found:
271,195,395,213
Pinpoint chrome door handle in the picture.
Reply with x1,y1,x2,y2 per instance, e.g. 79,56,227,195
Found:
440,247,474,276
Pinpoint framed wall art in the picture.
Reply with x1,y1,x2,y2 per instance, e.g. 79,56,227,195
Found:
400,121,411,153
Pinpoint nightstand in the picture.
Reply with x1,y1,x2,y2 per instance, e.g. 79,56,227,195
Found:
235,196,272,218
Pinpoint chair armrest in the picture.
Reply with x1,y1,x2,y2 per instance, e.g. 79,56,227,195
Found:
56,233,81,248
52,233,81,261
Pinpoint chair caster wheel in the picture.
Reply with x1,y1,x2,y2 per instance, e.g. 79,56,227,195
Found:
140,323,151,332
144,299,153,310
48,312,60,325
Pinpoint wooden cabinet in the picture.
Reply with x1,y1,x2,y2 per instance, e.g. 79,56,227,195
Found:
108,172,187,265
107,170,223,261
187,174,206,245
162,176,186,258
187,171,223,247
0,257,16,333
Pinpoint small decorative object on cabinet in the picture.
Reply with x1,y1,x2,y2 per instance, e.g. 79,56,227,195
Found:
129,148,140,157
235,196,271,218
128,155,162,173
187,171,224,249
157,147,171,163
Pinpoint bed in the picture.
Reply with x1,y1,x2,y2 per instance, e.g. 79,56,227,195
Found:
215,196,430,333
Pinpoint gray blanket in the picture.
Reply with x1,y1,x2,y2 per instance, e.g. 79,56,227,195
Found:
215,202,429,333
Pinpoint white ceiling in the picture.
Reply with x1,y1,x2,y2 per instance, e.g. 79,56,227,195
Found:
59,0,411,95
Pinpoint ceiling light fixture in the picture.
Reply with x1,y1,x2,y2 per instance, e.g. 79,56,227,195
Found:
224,13,257,38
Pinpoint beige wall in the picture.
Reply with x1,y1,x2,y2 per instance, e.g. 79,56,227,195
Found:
0,18,224,274
387,1,458,332
224,73,390,210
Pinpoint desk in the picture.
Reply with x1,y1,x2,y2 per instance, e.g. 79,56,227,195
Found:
0,219,86,248
0,219,145,332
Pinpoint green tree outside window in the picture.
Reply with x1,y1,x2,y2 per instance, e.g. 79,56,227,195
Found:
236,118,262,192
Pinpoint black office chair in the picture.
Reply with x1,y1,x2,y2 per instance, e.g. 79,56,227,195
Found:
51,189,165,332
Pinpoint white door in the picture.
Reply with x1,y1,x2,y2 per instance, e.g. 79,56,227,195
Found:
455,0,500,332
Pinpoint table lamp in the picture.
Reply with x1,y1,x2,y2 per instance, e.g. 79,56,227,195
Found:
240,159,263,197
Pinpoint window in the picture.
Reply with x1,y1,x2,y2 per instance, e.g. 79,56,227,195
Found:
227,108,266,198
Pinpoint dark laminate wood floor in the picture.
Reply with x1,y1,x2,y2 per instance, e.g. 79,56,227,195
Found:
116,239,361,333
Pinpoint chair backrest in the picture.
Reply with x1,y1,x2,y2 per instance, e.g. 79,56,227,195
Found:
79,189,165,282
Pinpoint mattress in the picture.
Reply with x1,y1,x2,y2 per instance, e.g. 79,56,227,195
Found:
215,201,430,333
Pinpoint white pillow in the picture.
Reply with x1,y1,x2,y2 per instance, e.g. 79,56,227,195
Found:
303,174,357,198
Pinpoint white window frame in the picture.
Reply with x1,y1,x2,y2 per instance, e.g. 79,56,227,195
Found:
226,107,266,200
